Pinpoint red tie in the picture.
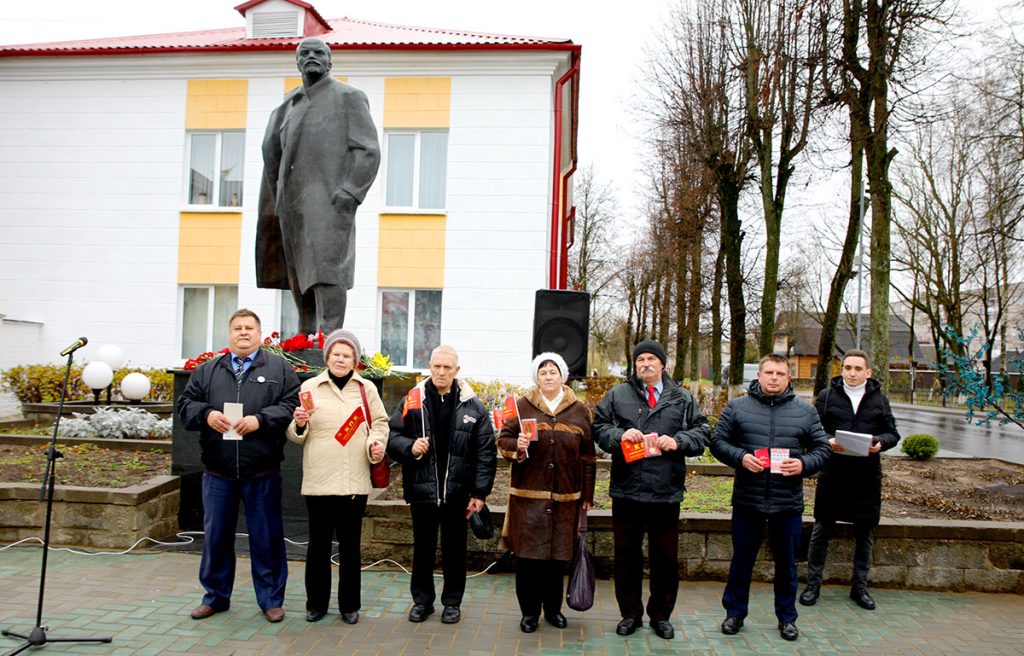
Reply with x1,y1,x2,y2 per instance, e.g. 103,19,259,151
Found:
646,386,657,408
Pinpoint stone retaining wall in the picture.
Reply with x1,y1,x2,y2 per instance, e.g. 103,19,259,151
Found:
362,503,1024,594
0,476,179,549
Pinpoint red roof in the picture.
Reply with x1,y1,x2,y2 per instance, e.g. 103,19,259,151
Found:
0,15,575,57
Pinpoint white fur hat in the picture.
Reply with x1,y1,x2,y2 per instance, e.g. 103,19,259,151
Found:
532,352,569,384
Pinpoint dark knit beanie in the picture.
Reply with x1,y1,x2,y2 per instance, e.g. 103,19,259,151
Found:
632,339,667,367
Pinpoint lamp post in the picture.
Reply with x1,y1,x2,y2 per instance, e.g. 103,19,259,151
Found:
81,362,114,405
95,344,126,405
120,373,151,405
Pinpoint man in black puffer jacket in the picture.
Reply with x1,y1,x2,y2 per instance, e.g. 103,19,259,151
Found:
800,349,900,612
386,345,496,626
711,353,830,642
594,339,710,640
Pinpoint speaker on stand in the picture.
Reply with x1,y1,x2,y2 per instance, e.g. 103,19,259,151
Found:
532,290,590,379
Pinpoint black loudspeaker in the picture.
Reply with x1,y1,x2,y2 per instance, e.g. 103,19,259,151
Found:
533,289,590,379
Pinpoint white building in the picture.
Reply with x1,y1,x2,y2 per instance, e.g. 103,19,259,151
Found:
0,0,580,383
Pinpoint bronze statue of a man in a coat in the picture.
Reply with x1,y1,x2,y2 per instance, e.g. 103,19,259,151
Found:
256,37,380,334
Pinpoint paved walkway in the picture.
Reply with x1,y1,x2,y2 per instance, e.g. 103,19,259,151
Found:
1,546,1022,655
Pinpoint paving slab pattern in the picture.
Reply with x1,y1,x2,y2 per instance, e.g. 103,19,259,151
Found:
0,547,1022,655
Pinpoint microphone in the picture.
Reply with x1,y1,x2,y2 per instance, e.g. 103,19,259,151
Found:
59,337,88,357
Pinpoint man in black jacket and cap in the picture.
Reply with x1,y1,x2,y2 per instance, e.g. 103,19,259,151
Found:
710,353,831,641
800,349,900,611
594,339,710,640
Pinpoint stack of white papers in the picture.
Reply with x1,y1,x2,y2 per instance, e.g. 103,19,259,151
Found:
835,430,873,456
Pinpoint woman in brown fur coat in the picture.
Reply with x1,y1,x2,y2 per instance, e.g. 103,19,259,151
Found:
496,352,596,633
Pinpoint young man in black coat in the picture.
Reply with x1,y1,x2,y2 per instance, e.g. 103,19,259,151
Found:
800,349,900,611
710,353,831,641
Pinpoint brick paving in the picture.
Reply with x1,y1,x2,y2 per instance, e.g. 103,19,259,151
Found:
0,546,1022,655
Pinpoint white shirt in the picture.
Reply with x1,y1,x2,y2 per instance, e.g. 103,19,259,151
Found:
541,389,564,415
844,380,867,414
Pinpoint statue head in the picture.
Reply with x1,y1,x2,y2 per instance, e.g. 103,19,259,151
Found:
296,37,332,86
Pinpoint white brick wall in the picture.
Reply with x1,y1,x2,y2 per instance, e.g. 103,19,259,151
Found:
0,51,569,383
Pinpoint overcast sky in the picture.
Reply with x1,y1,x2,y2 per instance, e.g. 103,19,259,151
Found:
0,0,670,224
1,1,1018,262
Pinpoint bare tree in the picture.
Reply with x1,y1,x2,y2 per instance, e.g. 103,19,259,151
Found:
567,164,623,370
647,0,755,393
737,0,828,356
814,0,949,394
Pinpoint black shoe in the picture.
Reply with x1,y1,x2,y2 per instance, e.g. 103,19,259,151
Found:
408,604,434,622
721,616,743,635
440,604,461,624
520,615,539,633
616,617,640,636
779,621,799,641
341,611,359,624
544,612,567,629
799,585,820,606
851,588,876,610
651,619,675,639
305,609,326,622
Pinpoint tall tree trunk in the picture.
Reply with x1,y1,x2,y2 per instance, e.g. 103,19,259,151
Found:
720,173,747,392
814,140,866,395
688,240,702,380
759,176,783,357
658,264,671,348
673,250,689,380
864,0,897,392
712,245,726,387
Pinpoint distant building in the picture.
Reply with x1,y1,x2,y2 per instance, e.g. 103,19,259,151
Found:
0,0,580,382
773,312,925,379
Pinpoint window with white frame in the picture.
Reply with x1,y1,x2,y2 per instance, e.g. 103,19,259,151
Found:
186,132,245,208
385,131,448,210
279,291,299,340
380,289,442,369
181,285,239,357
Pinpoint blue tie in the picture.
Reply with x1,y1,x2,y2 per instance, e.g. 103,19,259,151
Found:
234,357,247,383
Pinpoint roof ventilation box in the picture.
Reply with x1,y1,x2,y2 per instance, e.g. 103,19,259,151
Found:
249,10,302,38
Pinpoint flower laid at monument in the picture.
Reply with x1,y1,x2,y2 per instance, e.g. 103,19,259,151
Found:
182,331,401,378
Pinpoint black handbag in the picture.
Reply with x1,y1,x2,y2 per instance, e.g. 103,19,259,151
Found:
566,512,595,611
468,504,495,540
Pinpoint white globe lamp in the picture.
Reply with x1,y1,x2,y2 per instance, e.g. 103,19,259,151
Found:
81,362,114,404
121,373,151,404
96,344,126,370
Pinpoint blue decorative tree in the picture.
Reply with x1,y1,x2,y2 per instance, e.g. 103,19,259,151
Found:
938,326,1024,430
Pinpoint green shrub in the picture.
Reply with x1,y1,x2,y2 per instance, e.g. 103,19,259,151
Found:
1,364,91,403
464,378,526,412
1,364,174,404
901,433,940,460
577,375,622,411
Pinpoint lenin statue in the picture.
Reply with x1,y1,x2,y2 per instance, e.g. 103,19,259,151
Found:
256,37,381,333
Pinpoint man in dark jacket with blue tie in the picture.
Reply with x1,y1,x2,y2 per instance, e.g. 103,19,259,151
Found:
176,309,300,623
710,353,831,642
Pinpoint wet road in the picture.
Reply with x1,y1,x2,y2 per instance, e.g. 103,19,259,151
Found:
890,405,1024,464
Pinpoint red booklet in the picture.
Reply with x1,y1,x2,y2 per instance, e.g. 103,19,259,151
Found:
622,433,662,463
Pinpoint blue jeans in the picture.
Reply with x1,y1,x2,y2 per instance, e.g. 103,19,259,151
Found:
722,507,801,623
199,472,287,611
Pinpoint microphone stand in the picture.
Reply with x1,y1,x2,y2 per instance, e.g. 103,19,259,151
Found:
2,351,112,655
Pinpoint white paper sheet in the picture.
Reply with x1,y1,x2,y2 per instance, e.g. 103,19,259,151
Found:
223,402,243,440
835,430,873,456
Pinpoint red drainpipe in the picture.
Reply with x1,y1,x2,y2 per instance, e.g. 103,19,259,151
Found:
549,51,580,289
